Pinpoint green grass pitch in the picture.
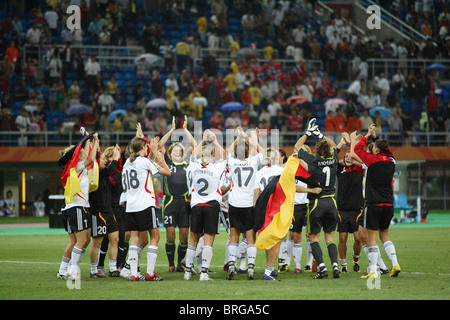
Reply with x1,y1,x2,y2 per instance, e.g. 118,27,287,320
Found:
0,214,449,301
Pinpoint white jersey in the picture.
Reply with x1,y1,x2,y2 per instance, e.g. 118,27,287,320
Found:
227,153,263,208
188,157,226,207
63,160,90,210
295,179,309,205
122,156,161,213
255,164,284,192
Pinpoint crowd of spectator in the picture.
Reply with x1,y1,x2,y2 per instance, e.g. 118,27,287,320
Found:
0,0,449,147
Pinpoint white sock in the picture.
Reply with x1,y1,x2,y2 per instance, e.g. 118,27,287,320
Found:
377,245,388,270
146,245,158,275
246,244,257,268
185,245,196,271
227,243,238,266
109,259,117,272
264,266,274,276
59,256,70,274
278,239,287,263
286,239,294,266
363,245,369,257
293,243,302,269
368,246,379,274
383,241,398,267
224,240,229,264
68,246,84,275
129,245,139,277
238,238,248,259
202,246,213,271
90,261,98,274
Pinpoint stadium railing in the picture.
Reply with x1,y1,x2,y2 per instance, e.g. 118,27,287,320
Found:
22,44,145,68
0,130,448,148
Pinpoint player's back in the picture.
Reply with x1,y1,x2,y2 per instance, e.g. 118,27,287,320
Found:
228,153,262,208
188,157,226,207
255,164,284,192
122,156,160,212
299,148,338,199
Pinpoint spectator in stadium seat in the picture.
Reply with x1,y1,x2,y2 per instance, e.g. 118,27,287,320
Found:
85,55,101,94
175,38,190,74
225,111,242,129
332,108,347,133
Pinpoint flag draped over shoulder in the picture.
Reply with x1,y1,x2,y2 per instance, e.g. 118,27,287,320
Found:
58,133,99,205
254,157,318,250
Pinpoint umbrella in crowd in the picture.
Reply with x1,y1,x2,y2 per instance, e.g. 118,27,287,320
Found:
220,101,245,112
134,54,164,66
66,104,91,116
236,48,258,58
370,105,392,120
146,98,168,108
286,95,308,105
426,63,449,71
325,98,347,106
193,97,208,106
108,109,127,122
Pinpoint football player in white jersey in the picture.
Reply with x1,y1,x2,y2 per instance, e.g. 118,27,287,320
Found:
122,136,171,281
253,147,286,280
184,130,226,281
57,132,99,280
226,127,263,280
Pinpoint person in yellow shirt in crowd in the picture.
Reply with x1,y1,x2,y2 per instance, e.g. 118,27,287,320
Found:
264,40,274,60
248,81,262,111
230,36,240,59
107,76,118,99
196,13,207,43
175,38,190,73
224,69,238,100
230,58,239,75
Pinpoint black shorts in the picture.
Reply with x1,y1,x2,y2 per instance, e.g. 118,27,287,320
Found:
90,210,119,237
290,204,307,233
62,206,91,234
229,205,254,233
162,195,190,228
126,206,159,232
307,197,338,234
190,201,220,234
337,209,362,233
365,204,393,231
112,205,126,232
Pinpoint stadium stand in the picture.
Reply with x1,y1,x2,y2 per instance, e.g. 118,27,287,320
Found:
0,0,448,147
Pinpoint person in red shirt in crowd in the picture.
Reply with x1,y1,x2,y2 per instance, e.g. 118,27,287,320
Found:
191,73,201,92
325,110,335,132
240,83,252,105
215,73,226,92
287,108,303,132
346,110,362,132
210,110,224,130
6,40,19,68
332,108,347,132
198,72,211,96
291,58,306,83
425,88,438,120
241,106,251,129
220,87,233,103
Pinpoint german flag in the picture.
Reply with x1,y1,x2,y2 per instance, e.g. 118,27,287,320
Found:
254,157,318,250
58,133,99,205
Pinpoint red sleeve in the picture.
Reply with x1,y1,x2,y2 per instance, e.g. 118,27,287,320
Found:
354,136,377,167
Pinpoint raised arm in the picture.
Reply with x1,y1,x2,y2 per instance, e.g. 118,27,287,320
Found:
158,116,176,148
